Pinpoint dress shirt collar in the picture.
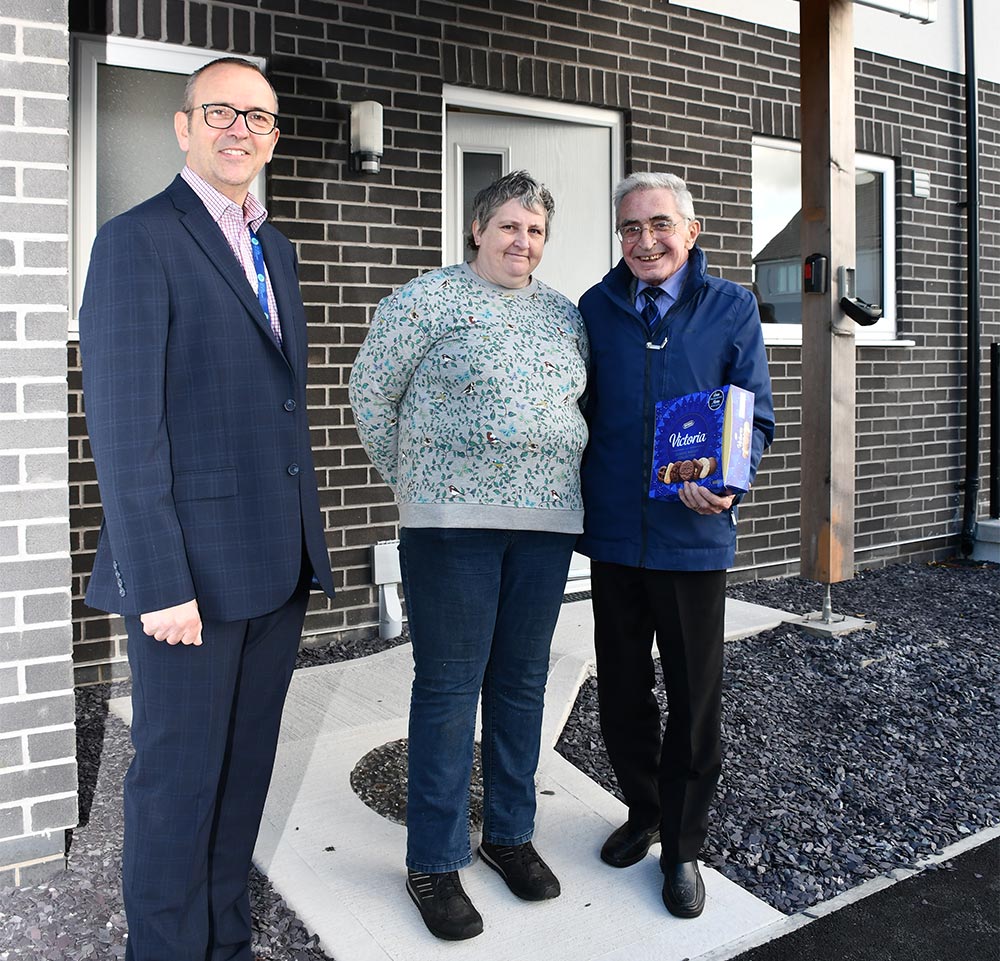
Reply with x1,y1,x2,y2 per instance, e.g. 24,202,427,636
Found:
180,165,268,232
636,258,689,306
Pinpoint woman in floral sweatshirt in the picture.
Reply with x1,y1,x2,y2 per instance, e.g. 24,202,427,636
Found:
349,171,588,941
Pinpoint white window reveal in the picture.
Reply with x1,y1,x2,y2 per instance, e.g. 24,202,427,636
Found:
752,136,897,344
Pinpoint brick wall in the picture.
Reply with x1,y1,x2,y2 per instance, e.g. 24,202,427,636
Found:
0,0,78,885
63,0,998,684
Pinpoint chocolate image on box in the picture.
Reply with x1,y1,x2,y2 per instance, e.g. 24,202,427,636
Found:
649,385,754,502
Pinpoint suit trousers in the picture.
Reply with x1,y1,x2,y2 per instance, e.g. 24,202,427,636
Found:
122,576,311,961
591,561,726,865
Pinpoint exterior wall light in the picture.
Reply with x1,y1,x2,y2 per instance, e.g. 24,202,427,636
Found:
350,100,384,174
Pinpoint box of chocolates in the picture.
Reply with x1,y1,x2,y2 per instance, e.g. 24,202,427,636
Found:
648,384,755,502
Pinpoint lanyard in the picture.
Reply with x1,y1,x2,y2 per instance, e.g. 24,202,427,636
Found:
249,228,280,344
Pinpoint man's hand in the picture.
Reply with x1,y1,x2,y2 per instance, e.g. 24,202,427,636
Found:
678,482,735,516
140,599,203,646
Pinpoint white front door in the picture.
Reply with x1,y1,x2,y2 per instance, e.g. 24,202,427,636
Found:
444,90,623,589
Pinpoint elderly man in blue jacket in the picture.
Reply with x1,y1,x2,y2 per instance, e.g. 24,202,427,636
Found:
578,171,774,918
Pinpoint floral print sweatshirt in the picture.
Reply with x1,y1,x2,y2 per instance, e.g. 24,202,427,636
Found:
349,262,589,533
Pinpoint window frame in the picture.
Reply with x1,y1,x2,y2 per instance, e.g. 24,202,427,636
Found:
70,36,267,335
752,135,898,345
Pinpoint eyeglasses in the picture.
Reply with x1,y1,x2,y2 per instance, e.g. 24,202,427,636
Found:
195,103,278,135
616,218,689,243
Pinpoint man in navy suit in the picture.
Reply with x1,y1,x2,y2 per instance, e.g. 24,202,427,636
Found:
79,57,335,961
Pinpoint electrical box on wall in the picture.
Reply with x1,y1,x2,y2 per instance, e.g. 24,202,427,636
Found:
803,253,829,294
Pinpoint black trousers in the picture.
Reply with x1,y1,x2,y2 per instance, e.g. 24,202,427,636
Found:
591,561,727,864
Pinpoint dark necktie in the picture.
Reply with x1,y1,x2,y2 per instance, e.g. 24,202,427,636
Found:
640,286,663,329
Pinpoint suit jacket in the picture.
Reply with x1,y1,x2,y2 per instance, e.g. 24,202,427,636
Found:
80,174,335,621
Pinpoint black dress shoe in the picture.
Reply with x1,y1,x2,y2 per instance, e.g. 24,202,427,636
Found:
406,869,483,940
600,821,660,868
661,860,705,918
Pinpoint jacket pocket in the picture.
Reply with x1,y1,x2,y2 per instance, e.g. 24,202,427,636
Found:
172,467,238,501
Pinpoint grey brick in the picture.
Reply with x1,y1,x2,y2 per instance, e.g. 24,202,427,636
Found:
0,62,67,97
0,347,66,378
0,666,19,698
22,382,66,414
26,727,74,764
24,660,72,697
0,526,17,556
0,167,13,196
23,312,66,341
0,761,76,804
22,97,69,132
0,275,68,307
0,416,66,454
0,830,66,864
24,240,68,270
0,97,13,125
0,383,16,414
0,598,16,629
0,489,67,524
2,560,72,600
30,795,77,833
0,24,14,55
0,804,24,841
0,312,15,340
0,866,13,886
0,735,24,769
0,240,13,269
22,28,69,61
26,522,69,555
0,130,69,164
16,853,66,885
23,167,68,200
0,0,67,22
22,591,71,624
0,626,72,660
0,201,67,234
0,454,18,483
25,450,68,483
0,692,73,737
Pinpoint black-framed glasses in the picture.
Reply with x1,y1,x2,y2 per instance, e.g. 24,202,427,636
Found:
196,103,278,135
616,217,689,243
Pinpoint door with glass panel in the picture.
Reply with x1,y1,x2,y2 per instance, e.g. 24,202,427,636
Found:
445,107,618,588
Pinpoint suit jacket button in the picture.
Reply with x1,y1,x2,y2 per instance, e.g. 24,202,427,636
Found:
284,399,296,411
287,463,300,476
119,588,127,597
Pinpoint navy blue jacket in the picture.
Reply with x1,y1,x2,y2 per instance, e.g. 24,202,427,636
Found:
577,246,775,571
80,175,335,620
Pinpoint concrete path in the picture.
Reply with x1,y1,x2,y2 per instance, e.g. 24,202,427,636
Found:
248,596,799,961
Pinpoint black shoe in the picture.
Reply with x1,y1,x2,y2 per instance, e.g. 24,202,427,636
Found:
600,821,660,868
406,869,484,940
661,860,705,918
479,840,561,901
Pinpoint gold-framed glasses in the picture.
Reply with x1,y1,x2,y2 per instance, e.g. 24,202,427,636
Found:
616,217,689,243
197,103,278,135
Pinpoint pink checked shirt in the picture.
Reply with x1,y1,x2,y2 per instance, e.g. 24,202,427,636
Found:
181,165,282,345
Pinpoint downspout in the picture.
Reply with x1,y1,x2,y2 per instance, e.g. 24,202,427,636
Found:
960,0,982,556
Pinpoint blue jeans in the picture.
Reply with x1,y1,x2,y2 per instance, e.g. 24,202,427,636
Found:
399,527,576,872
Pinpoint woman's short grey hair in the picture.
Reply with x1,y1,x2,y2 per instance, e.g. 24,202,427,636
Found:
467,170,555,250
613,171,696,223
182,57,279,114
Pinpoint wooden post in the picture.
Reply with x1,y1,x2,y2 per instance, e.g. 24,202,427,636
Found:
799,0,857,584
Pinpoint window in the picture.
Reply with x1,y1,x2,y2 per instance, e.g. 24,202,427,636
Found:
71,37,267,331
752,137,896,342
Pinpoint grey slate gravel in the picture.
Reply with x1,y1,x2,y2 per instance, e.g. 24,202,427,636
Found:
557,559,1000,914
1,560,995,958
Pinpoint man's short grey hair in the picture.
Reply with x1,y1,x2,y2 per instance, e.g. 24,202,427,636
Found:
182,57,279,115
468,169,555,250
613,171,696,224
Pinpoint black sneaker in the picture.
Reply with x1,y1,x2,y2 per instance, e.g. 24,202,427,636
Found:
406,869,484,940
479,840,561,901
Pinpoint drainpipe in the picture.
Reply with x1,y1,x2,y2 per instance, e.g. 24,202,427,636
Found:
960,0,982,556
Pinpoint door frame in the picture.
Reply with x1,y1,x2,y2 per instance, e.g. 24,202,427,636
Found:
441,84,624,272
